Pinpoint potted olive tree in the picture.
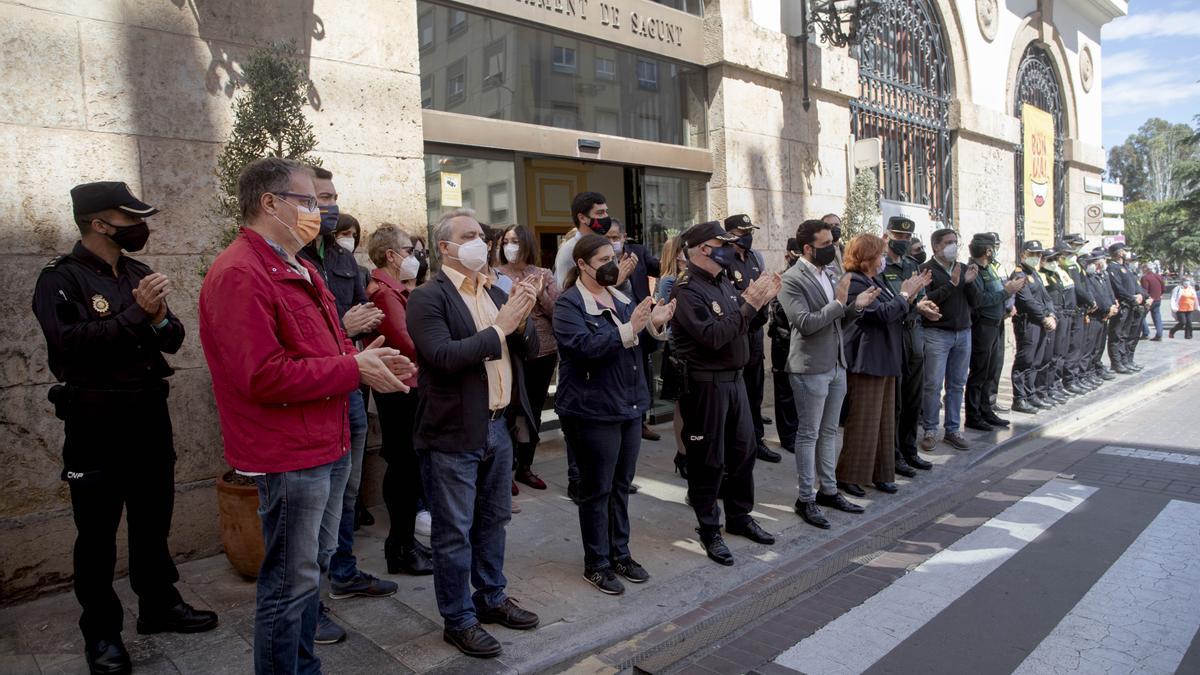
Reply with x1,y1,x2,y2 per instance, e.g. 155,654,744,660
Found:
211,42,321,578
843,168,883,238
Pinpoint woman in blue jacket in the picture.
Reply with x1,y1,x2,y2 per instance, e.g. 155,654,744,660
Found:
555,234,675,596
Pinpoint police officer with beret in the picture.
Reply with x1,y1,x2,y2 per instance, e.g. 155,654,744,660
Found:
965,233,1025,430
670,221,782,566
722,214,780,463
1106,242,1143,373
881,216,935,473
1010,240,1057,413
32,182,218,674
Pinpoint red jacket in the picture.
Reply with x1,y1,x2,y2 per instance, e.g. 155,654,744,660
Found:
367,269,418,390
200,228,360,473
1140,272,1165,302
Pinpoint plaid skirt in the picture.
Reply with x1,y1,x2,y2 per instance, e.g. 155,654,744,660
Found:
836,373,896,485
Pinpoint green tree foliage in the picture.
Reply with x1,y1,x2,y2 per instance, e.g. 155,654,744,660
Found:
1105,118,1196,203
215,42,320,249
844,169,881,239
1125,200,1200,271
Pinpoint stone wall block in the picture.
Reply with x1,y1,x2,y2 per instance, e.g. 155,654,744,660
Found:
0,257,57,390
0,5,85,129
790,141,848,201
137,138,225,257
165,368,225,485
134,254,210,373
310,0,420,75
120,0,307,49
715,74,789,140
721,129,791,192
0,384,69,520
308,59,423,159
313,152,427,235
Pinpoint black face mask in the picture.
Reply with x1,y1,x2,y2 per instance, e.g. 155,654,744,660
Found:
104,220,150,252
590,260,620,286
588,216,613,235
810,243,837,267
910,250,928,264
888,239,910,257
830,225,842,242
736,234,754,250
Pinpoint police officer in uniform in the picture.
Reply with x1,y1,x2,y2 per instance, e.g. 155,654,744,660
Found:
881,217,933,473
1105,242,1142,373
722,214,780,463
985,232,1012,413
670,221,781,566
1043,242,1082,398
1010,240,1057,413
1084,248,1118,382
1059,235,1099,391
1125,250,1148,367
768,238,803,455
32,182,218,674
965,233,1025,430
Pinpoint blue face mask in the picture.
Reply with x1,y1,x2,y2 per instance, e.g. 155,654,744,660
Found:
707,244,736,269
736,234,754,250
318,203,339,236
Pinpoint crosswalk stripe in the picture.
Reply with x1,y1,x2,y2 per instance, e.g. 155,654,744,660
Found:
1012,499,1200,675
773,480,1097,674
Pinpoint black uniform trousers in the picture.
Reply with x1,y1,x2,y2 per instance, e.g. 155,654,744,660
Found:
743,329,767,445
895,322,925,459
1087,317,1107,372
1127,304,1147,361
770,351,799,453
986,319,1006,407
966,319,1002,421
1065,311,1086,384
1108,305,1133,366
1012,318,1047,401
1052,313,1074,387
377,389,423,551
61,386,182,642
680,371,756,532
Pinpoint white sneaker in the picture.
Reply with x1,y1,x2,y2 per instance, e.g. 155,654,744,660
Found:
415,510,432,537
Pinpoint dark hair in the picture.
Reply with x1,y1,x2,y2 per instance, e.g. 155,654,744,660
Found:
564,233,612,289
968,242,991,259
795,218,832,250
336,212,361,246
821,213,841,223
238,157,312,222
75,210,109,233
931,228,958,247
311,166,333,180
844,234,885,274
570,191,607,228
501,224,539,266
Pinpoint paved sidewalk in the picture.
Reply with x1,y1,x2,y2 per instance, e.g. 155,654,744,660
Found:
2,338,1198,674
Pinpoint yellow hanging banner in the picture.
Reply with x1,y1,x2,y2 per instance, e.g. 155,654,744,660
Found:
1022,103,1055,244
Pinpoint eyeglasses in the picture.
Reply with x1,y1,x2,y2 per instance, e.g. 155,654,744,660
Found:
273,192,318,211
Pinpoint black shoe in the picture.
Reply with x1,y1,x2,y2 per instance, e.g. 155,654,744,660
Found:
583,568,625,595
894,455,917,478
673,453,689,480
1012,399,1040,414
873,481,899,494
762,416,773,425
386,540,434,576
1150,336,1162,341
1098,369,1116,380
1112,364,1133,374
904,454,933,470
628,483,640,495
1066,383,1089,395
315,603,347,645
992,403,1011,413
355,501,375,528
567,481,581,504
725,518,775,545
85,638,131,675
613,557,651,583
795,500,831,529
136,602,218,635
982,412,1010,428
329,571,399,599
477,598,540,630
444,624,503,658
1028,396,1050,409
836,481,866,497
816,491,865,514
698,529,735,566
756,444,782,463
965,418,996,431
1049,391,1070,404
1130,362,1144,371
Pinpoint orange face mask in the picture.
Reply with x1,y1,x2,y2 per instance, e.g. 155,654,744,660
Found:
273,198,322,247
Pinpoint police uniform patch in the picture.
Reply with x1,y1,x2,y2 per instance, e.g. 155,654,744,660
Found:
711,300,723,316
733,270,743,283
91,294,110,315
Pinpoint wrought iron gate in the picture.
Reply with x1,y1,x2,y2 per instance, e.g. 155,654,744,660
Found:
1013,43,1066,248
850,0,954,225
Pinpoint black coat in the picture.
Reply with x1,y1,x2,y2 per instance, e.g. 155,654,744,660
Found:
623,242,661,305
843,272,907,377
406,270,539,453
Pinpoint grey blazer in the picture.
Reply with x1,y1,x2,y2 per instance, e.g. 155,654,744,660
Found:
778,260,861,374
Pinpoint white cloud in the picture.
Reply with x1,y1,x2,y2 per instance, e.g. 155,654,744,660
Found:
1103,10,1200,40
1102,69,1200,108
1102,50,1153,80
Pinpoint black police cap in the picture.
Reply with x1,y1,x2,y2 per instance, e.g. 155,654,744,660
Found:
1051,241,1076,256
71,181,159,218
970,233,999,247
723,214,758,231
1022,240,1046,253
1107,242,1127,255
1064,233,1088,246
683,221,738,248
887,216,915,234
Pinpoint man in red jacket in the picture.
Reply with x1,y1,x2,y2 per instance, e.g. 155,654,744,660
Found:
199,157,415,675
1139,264,1166,341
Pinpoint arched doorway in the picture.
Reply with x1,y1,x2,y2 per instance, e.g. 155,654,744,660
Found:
1013,43,1066,247
850,0,955,225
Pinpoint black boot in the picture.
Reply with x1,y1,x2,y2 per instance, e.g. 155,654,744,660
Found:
85,637,131,674
386,539,434,576
894,453,917,477
673,452,689,480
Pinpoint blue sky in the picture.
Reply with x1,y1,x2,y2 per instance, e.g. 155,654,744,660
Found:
1101,0,1200,151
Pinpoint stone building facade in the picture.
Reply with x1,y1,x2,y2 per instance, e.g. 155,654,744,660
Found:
0,0,1125,600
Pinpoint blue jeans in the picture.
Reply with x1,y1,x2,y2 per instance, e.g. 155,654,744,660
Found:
329,390,367,583
790,366,846,500
922,326,971,434
561,416,641,572
417,419,513,631
1146,301,1163,338
316,454,351,580
253,459,341,675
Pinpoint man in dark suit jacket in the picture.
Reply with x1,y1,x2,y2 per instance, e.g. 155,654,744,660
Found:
406,209,541,659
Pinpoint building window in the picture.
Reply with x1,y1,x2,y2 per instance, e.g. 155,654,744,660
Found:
551,104,579,129
418,10,434,51
483,39,506,88
637,59,659,90
488,182,511,223
421,74,434,108
448,9,467,37
596,109,620,136
850,0,954,224
637,114,661,142
446,58,466,106
649,0,703,15
595,57,616,80
552,45,577,74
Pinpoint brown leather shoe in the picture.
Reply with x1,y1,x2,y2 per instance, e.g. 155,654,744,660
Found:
515,466,547,490
641,424,662,441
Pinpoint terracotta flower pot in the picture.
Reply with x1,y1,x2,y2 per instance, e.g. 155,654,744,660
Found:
216,470,264,579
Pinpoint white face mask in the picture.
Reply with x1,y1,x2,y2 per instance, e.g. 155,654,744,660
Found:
502,243,521,264
335,236,356,254
1023,255,1041,269
398,253,421,281
941,243,959,260
449,238,489,272
611,241,624,256
875,255,887,277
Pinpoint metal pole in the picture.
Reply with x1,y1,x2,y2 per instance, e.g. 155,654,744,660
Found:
801,0,811,111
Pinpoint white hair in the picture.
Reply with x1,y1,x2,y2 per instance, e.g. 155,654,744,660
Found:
431,208,478,259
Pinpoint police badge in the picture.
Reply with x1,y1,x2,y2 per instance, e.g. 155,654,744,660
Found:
91,294,110,314
711,300,723,316
733,270,743,283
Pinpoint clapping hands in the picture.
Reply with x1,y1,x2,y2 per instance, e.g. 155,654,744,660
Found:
742,273,782,310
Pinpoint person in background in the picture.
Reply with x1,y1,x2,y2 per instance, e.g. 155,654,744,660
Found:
554,234,674,595
918,229,977,452
412,234,430,286
364,223,434,577
499,224,561,491
768,237,803,456
200,158,415,674
555,192,615,288
821,213,845,276
964,233,1024,431
907,236,927,265
657,236,689,476
480,224,513,295
1169,277,1196,339
837,234,932,497
1140,264,1165,341
406,208,542,659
